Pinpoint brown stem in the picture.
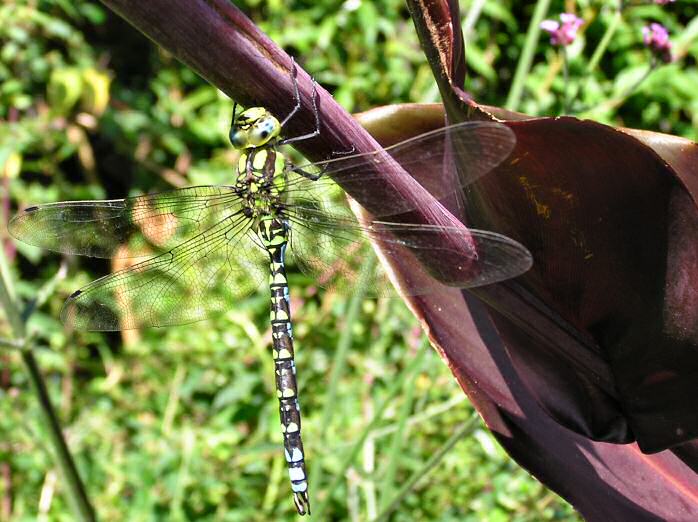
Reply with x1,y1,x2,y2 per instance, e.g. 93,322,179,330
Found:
98,1,468,235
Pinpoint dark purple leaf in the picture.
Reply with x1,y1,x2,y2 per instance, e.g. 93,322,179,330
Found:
358,103,698,521
400,0,698,519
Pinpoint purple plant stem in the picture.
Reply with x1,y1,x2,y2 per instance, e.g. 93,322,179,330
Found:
99,0,468,235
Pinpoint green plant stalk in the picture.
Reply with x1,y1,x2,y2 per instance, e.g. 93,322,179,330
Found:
262,449,285,513
372,414,480,522
170,426,194,520
312,339,432,520
0,246,24,338
567,6,622,113
361,432,377,520
0,337,25,349
370,394,466,439
580,60,656,116
461,0,486,39
562,48,570,114
0,247,96,522
608,60,657,108
379,339,427,509
308,255,376,504
586,8,621,75
20,351,96,521
505,0,552,111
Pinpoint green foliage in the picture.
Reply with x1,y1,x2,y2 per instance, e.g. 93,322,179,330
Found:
498,1,698,136
3,0,696,520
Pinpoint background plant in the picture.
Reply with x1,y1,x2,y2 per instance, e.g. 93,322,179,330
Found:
1,0,696,520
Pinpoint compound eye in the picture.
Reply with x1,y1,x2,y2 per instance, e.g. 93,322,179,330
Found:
229,128,248,148
249,118,279,146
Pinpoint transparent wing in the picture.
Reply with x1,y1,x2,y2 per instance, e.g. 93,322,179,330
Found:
284,183,532,296
9,122,523,330
61,212,267,330
288,121,515,217
9,186,240,258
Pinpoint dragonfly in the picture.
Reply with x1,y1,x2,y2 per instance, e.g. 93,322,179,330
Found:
9,66,532,516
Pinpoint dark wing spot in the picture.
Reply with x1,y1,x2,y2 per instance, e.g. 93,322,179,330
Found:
69,290,83,298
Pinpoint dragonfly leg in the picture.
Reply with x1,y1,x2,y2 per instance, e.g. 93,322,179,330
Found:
279,59,321,146
279,58,301,128
288,145,356,181
290,164,322,181
230,101,238,127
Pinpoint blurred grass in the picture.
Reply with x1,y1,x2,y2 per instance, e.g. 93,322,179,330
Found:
2,0,696,520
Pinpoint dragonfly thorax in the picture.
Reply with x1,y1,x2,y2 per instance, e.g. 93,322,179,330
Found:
235,147,288,218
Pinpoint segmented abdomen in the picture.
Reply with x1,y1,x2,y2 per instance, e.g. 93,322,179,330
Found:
260,216,311,515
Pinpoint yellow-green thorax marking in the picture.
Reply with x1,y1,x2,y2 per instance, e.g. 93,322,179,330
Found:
230,108,288,220
230,107,311,515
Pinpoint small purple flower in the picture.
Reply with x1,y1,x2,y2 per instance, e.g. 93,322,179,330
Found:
642,23,673,63
540,13,584,46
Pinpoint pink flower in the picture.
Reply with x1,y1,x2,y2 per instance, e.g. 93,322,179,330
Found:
654,0,675,4
642,23,673,63
540,13,584,46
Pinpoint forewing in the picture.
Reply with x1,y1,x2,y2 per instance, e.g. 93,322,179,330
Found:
61,213,267,330
288,121,515,217
9,186,240,258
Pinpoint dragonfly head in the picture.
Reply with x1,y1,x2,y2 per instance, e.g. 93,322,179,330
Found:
230,107,281,149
